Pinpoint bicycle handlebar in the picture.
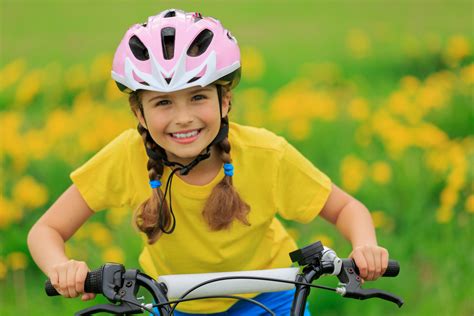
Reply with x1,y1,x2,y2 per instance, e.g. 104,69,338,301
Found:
44,241,403,315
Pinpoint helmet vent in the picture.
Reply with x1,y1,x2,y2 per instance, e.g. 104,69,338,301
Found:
187,77,200,83
226,31,236,42
161,27,175,60
163,10,176,18
129,36,149,61
187,29,214,57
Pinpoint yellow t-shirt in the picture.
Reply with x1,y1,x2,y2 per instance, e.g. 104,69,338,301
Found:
71,122,331,313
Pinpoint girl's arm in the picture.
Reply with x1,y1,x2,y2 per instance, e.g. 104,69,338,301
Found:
27,184,95,300
319,184,389,281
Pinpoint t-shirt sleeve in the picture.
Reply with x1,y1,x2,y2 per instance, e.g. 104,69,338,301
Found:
70,129,136,211
274,140,332,223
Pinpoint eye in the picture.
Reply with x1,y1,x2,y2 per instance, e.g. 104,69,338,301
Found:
192,94,207,101
155,99,171,106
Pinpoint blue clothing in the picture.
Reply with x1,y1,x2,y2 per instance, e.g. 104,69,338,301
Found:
153,289,311,316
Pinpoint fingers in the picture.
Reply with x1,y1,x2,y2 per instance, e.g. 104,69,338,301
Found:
66,263,79,297
81,293,96,301
75,263,88,295
49,260,89,299
351,245,390,281
350,249,368,279
381,248,389,276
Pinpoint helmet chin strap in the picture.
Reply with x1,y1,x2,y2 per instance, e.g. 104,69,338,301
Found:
144,84,227,176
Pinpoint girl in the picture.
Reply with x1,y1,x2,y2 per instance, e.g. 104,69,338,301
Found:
28,9,389,315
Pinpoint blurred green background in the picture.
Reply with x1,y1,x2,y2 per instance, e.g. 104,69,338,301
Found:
1,0,473,315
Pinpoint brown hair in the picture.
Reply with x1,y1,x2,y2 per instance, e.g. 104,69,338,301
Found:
129,88,250,244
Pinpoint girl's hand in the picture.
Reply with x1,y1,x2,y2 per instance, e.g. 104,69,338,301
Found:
48,259,96,301
349,245,389,281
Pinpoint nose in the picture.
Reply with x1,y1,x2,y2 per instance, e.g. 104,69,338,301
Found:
174,104,194,126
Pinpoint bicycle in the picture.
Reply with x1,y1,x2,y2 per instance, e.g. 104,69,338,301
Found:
45,241,403,315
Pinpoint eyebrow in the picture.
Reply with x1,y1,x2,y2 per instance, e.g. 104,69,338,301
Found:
147,87,214,102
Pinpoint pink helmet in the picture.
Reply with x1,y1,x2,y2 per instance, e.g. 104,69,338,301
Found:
112,9,241,93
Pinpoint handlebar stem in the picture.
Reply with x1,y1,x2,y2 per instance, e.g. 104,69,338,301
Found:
291,265,325,316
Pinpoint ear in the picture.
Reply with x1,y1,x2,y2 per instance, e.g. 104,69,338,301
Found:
133,107,148,130
221,89,232,117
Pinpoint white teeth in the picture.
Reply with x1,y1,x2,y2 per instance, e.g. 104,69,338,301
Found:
172,130,199,139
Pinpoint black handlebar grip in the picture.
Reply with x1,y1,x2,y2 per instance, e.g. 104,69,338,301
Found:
84,267,103,294
353,259,400,277
382,260,400,277
44,279,60,296
44,267,104,296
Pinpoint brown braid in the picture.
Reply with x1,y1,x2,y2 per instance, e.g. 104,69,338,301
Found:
130,92,172,244
202,116,251,230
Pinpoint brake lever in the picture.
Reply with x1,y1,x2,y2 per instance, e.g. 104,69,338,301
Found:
340,287,404,307
336,259,404,307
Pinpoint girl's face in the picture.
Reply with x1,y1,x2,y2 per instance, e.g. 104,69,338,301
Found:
136,85,230,164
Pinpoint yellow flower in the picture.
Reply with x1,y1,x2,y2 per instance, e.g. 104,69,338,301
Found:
436,206,453,224
347,29,371,58
460,64,474,84
424,149,450,174
106,207,129,227
370,211,386,229
340,155,368,193
239,88,267,126
87,222,113,247
90,53,112,82
440,187,459,209
466,195,474,213
45,109,74,139
24,130,50,160
102,246,125,263
12,176,49,209
65,64,88,90
371,109,411,158
0,259,7,280
311,234,333,248
443,35,471,66
413,123,449,149
0,197,23,228
387,91,411,118
371,162,392,184
6,252,28,271
348,98,370,121
447,166,466,190
14,69,42,107
0,112,23,158
73,91,95,118
288,118,311,140
270,79,309,122
105,79,124,101
0,59,26,90
400,76,420,95
241,46,265,81
416,84,447,113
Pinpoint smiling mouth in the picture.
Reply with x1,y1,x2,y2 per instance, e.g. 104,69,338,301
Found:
169,129,202,139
